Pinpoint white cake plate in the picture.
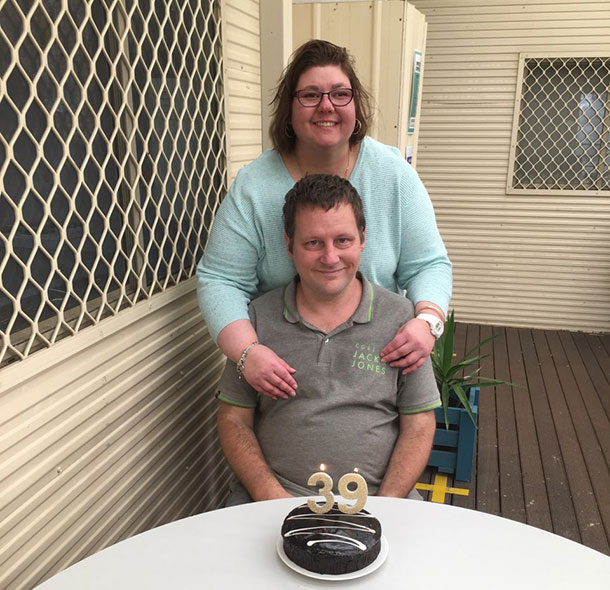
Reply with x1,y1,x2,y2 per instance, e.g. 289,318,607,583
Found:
276,535,389,581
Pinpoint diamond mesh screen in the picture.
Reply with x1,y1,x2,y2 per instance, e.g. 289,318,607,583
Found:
511,56,610,192
0,0,225,367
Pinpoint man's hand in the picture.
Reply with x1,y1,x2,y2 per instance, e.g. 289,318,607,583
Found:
242,344,297,400
380,317,435,375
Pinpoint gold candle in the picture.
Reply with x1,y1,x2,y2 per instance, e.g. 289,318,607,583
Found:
307,463,334,514
337,469,367,514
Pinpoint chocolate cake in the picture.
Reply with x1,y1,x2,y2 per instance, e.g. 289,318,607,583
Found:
281,503,382,575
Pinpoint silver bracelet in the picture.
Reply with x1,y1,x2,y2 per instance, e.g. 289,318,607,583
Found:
236,341,259,380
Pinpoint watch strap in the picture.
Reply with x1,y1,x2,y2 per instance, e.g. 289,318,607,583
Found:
416,313,444,339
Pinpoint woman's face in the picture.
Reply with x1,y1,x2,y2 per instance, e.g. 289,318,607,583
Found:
291,65,357,152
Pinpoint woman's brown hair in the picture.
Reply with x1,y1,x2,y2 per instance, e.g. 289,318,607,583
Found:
269,40,372,154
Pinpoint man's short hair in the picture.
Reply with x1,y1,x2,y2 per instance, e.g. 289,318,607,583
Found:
283,174,366,252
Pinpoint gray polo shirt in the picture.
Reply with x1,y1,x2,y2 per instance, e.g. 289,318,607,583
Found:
216,274,440,496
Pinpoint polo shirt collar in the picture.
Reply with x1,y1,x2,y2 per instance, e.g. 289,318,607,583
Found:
282,278,300,324
282,272,374,325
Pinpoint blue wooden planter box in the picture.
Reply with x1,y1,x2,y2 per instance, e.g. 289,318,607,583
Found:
428,386,480,482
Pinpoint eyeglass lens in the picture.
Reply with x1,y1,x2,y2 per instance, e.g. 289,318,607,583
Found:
294,88,353,107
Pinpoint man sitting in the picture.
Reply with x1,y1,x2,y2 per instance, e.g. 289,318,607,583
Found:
216,174,440,504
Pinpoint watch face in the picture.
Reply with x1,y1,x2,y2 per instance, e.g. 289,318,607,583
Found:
417,313,444,338
431,319,443,336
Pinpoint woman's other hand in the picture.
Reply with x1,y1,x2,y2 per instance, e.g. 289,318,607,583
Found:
243,344,298,400
380,317,435,375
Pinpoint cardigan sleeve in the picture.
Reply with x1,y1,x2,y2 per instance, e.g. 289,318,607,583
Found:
395,163,452,313
196,170,263,342
353,138,452,313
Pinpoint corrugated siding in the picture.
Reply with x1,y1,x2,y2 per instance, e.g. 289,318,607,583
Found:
224,0,263,181
0,2,263,588
410,0,610,332
0,281,229,589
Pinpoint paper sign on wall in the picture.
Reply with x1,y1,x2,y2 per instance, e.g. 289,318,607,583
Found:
408,50,422,134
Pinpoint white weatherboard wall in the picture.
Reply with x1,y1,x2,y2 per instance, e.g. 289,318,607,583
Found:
224,0,265,181
0,283,229,589
0,2,263,588
410,0,610,332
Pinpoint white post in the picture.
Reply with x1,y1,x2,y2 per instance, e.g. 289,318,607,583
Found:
260,0,293,151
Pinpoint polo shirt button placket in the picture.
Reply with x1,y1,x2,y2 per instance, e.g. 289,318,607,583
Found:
318,334,331,364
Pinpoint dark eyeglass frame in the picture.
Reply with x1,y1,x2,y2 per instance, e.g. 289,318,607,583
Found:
293,88,354,108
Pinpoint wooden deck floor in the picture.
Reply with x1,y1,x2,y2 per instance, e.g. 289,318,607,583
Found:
419,323,610,556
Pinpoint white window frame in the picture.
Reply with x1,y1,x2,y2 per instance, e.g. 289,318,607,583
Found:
507,52,610,197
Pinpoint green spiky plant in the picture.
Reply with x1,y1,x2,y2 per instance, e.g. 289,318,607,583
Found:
432,310,515,429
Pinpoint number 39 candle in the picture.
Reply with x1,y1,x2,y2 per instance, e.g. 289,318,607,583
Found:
307,466,368,515
307,464,334,514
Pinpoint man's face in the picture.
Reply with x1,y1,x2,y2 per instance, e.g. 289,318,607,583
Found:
286,202,365,301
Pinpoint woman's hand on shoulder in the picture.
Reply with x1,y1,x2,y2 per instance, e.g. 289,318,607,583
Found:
380,318,435,375
243,344,298,400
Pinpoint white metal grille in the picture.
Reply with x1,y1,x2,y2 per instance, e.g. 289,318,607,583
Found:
509,55,610,194
0,0,225,367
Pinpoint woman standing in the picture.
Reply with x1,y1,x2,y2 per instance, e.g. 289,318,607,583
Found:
197,40,451,399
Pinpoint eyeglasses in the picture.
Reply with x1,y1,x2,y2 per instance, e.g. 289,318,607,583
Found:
293,88,354,108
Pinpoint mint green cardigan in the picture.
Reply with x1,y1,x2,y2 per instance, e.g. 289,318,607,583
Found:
197,136,452,341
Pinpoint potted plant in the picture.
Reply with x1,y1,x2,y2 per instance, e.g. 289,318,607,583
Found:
428,311,513,481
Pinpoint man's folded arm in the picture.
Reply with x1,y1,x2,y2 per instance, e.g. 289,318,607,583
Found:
377,410,436,498
216,402,293,501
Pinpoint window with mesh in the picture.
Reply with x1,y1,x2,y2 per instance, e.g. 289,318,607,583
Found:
0,0,226,367
510,56,610,193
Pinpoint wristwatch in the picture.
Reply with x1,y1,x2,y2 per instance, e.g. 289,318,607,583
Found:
416,313,444,339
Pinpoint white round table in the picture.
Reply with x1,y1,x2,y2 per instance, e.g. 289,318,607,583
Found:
34,496,610,589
